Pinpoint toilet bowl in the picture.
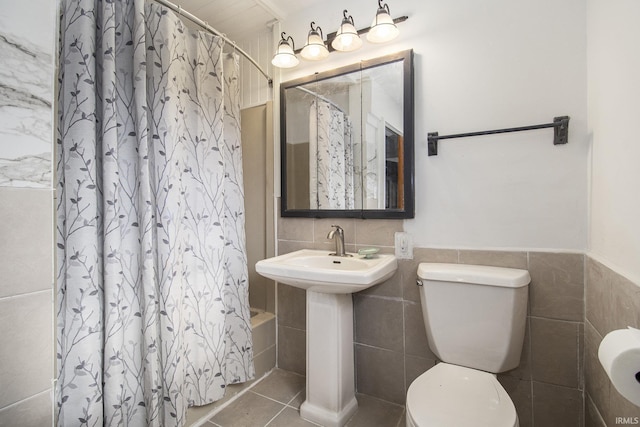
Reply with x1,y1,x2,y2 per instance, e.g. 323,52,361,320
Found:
406,363,518,427
406,263,530,427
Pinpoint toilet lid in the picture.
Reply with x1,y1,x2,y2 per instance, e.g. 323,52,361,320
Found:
406,363,517,427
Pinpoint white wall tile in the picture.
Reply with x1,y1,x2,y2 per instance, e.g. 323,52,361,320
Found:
0,390,52,427
0,188,53,298
0,290,53,409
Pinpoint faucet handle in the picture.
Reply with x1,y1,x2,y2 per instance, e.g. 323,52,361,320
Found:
329,224,344,237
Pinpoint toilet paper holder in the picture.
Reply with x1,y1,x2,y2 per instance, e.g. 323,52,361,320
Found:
598,326,640,407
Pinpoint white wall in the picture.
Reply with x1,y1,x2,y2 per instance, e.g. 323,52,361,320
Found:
587,0,640,284
238,28,274,109
279,0,589,251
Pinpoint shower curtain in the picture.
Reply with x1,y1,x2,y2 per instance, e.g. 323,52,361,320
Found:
309,99,355,209
56,1,253,426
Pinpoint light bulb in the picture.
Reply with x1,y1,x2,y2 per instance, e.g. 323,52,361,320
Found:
301,23,329,61
332,10,362,52
271,33,299,68
367,2,399,43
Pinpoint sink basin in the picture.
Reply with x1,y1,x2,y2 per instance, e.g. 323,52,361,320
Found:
255,249,397,294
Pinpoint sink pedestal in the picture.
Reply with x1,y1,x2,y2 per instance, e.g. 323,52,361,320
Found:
300,290,358,427
254,249,397,425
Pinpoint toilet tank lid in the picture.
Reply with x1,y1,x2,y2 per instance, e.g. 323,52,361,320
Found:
417,263,530,288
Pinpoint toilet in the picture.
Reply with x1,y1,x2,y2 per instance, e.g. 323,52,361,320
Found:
406,263,530,427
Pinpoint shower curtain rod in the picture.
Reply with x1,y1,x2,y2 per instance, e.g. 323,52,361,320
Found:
296,86,346,113
152,0,274,87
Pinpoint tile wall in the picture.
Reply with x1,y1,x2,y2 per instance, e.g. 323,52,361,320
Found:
584,258,640,426
277,216,586,427
0,1,56,425
242,104,276,313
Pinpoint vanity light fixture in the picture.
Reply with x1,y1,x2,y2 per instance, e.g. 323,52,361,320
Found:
271,2,407,69
271,32,299,68
367,0,399,43
331,10,362,52
300,22,329,61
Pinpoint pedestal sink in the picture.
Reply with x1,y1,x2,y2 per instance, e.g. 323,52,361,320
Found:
255,249,397,427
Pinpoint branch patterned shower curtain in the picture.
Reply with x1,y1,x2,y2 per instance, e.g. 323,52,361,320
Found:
309,99,355,209
56,1,253,425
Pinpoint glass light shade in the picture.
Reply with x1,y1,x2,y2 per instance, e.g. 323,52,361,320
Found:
332,21,362,52
366,9,399,43
301,31,329,60
271,40,299,68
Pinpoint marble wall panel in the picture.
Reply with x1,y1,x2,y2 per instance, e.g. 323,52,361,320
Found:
0,0,55,188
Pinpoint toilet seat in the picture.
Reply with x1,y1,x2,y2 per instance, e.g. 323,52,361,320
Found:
406,363,518,427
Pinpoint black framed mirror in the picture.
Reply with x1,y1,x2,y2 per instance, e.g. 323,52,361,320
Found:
280,49,414,219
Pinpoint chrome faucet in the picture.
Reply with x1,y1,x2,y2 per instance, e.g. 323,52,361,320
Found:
327,225,350,257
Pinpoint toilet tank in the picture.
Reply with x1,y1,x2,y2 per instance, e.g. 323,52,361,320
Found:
417,263,530,373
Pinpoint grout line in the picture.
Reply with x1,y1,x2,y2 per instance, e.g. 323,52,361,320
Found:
284,389,303,409
262,403,288,427
394,408,406,427
530,378,535,427
0,288,52,302
582,250,588,421
527,313,535,427
355,392,406,410
401,296,407,398
530,379,582,390
0,388,51,413
250,389,291,406
50,378,56,427
354,341,402,354
274,267,279,370
528,315,583,325
358,294,404,302
253,343,276,360
193,369,275,426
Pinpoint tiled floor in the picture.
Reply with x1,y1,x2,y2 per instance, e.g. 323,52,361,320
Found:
202,369,406,427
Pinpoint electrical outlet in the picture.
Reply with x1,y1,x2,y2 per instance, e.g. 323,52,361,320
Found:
394,232,413,259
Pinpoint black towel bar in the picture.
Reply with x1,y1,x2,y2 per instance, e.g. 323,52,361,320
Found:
427,116,570,156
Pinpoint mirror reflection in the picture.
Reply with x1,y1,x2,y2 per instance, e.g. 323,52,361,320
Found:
281,50,414,218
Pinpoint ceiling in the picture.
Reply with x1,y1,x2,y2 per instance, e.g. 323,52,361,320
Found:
171,0,317,42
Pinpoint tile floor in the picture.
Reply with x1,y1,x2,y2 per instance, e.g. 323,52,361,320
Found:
201,369,406,427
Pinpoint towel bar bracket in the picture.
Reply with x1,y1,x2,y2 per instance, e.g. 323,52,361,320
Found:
552,116,570,145
427,116,570,156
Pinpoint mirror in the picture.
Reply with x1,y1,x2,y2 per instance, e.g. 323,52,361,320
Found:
280,50,414,219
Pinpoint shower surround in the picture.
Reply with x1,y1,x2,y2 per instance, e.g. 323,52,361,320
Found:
0,0,56,425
